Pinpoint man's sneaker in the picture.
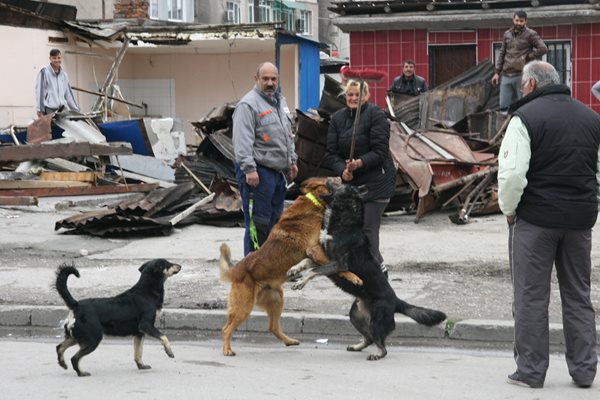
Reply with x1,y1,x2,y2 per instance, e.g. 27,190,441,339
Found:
506,372,543,389
380,263,389,280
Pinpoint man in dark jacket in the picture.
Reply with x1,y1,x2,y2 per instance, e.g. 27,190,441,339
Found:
498,61,599,389
491,10,547,112
388,60,428,103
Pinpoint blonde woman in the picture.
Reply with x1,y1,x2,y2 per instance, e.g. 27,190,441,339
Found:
325,80,396,277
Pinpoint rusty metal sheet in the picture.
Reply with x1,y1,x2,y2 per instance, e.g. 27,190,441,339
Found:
294,110,336,183
392,60,498,129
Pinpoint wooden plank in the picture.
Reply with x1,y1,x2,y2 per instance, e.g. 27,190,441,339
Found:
0,142,132,162
0,180,90,189
40,171,98,183
169,193,215,226
0,183,158,198
0,196,38,206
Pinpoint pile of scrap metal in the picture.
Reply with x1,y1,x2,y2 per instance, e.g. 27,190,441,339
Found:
302,60,506,224
54,180,241,237
0,112,158,207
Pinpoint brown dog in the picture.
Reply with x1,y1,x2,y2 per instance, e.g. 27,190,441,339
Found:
219,177,361,356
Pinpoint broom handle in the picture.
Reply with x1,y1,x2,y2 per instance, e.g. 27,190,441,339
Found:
349,80,365,160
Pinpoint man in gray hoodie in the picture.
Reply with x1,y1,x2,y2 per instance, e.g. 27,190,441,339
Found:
35,48,79,117
232,62,298,255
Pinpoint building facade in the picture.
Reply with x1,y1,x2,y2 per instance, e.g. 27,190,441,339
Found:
330,0,600,113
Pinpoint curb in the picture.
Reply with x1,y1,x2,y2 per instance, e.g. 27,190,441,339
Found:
1,305,598,345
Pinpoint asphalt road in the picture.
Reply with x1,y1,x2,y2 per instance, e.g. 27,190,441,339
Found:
1,335,598,400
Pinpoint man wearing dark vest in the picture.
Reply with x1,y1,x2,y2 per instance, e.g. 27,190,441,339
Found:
498,61,599,389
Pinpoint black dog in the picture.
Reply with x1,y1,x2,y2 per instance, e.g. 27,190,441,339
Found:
55,259,181,376
299,184,447,360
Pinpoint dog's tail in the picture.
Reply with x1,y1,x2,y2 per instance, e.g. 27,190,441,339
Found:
55,264,80,310
395,298,446,326
219,243,234,283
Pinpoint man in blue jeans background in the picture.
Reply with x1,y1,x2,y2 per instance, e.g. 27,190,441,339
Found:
232,62,298,255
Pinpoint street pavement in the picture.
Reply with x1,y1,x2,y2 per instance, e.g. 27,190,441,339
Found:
0,194,599,351
1,336,599,399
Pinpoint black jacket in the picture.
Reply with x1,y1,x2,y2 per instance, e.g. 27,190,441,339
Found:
388,74,428,96
511,84,600,229
326,103,396,202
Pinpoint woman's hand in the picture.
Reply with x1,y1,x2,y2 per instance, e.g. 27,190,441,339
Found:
342,169,354,182
345,158,363,172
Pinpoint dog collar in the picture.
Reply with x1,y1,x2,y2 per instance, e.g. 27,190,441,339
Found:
305,192,324,208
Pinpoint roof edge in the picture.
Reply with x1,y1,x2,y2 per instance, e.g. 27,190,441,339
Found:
333,4,600,32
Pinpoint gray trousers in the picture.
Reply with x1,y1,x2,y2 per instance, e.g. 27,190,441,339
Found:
508,217,597,386
363,200,389,266
499,74,523,112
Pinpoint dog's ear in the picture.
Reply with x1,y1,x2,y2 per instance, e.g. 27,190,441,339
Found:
320,192,334,205
139,260,152,273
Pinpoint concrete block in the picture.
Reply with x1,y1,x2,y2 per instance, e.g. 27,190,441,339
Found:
243,311,303,334
391,316,446,339
163,309,227,331
31,306,68,328
0,305,31,326
450,319,514,342
302,313,356,336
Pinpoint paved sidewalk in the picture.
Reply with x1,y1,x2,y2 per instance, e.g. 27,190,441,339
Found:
0,195,599,347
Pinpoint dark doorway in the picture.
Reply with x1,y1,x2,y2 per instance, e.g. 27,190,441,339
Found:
429,45,477,88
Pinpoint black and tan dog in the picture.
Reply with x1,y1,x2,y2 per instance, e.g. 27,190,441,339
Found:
55,259,181,376
218,177,363,356
291,183,447,360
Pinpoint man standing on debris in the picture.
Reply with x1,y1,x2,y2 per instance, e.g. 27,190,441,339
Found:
388,60,428,99
498,61,599,389
232,62,298,255
491,10,547,113
35,48,80,117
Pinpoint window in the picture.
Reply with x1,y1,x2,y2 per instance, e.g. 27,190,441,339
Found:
248,0,255,23
297,9,311,35
259,0,274,23
167,0,183,21
149,0,191,22
544,41,572,88
226,1,241,24
149,0,159,18
492,41,572,87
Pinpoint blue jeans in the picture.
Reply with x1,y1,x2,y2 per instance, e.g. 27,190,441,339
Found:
236,164,287,255
499,73,523,112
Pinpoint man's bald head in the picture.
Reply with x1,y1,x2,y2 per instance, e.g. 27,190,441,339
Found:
255,62,279,97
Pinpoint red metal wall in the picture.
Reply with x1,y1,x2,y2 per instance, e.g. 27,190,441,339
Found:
349,23,600,113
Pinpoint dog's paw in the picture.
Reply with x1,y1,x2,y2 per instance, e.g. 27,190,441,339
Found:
338,271,363,286
291,279,307,290
165,349,175,358
136,362,152,370
223,349,236,356
77,371,91,377
58,360,68,370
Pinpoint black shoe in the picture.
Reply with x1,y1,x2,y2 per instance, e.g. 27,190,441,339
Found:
506,372,543,389
572,379,592,388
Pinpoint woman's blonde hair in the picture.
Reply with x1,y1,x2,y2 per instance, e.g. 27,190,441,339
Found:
343,79,370,99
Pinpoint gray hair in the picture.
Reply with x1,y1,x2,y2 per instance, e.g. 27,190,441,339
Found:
522,61,560,89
